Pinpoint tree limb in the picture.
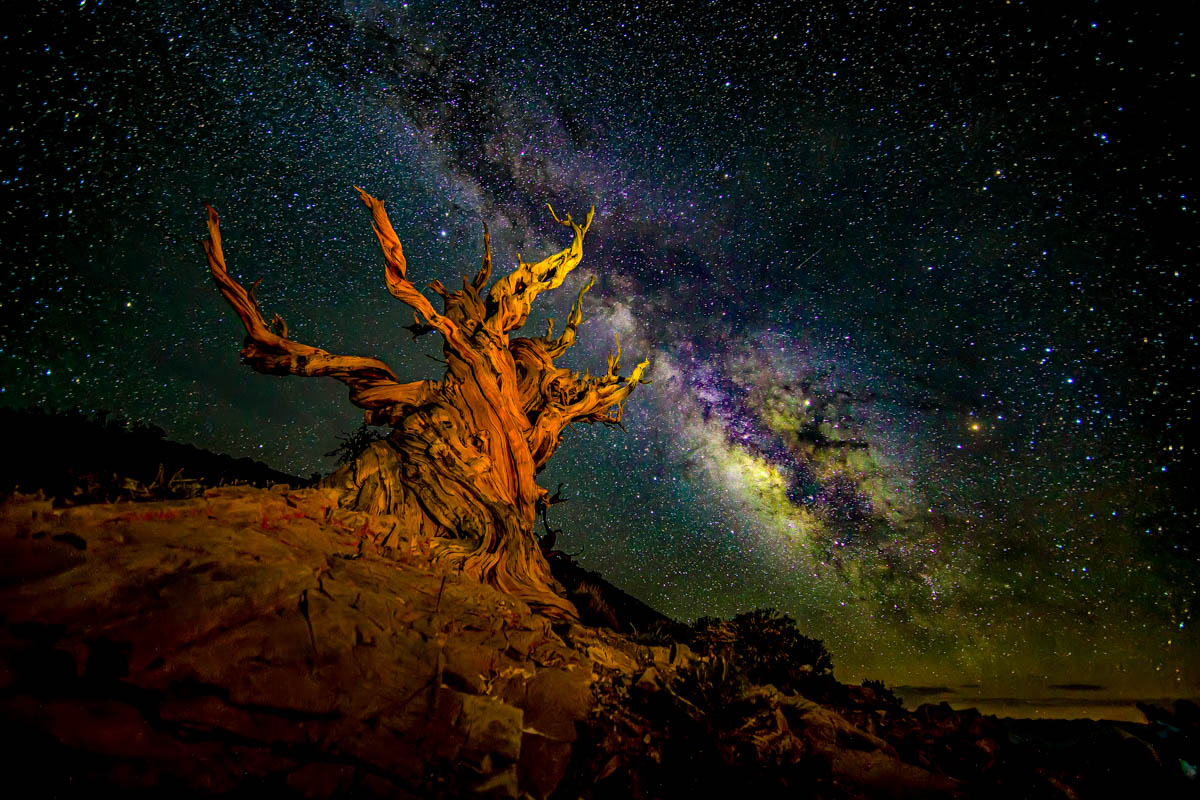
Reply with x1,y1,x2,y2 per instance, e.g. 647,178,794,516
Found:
355,187,478,358
562,333,651,427
539,275,593,358
524,334,650,468
202,203,438,415
486,205,594,335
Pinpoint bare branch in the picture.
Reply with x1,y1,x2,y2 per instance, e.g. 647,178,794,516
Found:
202,203,438,415
402,314,435,340
471,222,492,290
523,335,650,468
564,335,651,427
541,275,594,358
354,187,477,357
486,205,595,335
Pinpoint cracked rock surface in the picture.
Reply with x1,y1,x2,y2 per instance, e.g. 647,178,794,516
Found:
0,486,591,798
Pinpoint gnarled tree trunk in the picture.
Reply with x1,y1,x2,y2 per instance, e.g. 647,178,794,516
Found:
202,188,647,619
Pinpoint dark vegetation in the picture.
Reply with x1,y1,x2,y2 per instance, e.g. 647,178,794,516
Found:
0,407,304,504
690,608,834,696
561,608,843,798
548,555,674,635
861,678,904,709
324,420,388,466
566,606,1200,799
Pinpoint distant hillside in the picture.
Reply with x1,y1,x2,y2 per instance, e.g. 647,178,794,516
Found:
0,407,305,503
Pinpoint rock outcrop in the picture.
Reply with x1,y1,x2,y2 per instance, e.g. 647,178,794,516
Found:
1,488,1195,799
0,487,591,798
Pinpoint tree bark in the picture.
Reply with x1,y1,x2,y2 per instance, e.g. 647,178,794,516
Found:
202,189,647,619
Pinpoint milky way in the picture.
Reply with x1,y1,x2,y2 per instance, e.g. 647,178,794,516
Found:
2,1,1195,695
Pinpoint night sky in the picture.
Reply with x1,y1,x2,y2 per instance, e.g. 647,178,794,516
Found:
3,1,1196,698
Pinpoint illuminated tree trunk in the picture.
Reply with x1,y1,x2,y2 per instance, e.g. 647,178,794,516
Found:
202,188,647,619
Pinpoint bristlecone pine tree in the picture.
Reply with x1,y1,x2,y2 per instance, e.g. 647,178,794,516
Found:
202,188,648,619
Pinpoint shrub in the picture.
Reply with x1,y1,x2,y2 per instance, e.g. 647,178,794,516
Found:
861,678,903,709
325,422,388,465
569,581,621,630
689,608,833,697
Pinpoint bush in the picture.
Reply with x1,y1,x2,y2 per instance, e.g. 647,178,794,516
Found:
569,581,621,630
671,653,748,722
631,619,692,646
689,608,833,697
325,422,388,465
861,678,903,709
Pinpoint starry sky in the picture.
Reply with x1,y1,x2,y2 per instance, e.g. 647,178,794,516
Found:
2,0,1196,697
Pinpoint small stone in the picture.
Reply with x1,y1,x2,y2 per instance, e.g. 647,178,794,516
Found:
635,667,662,693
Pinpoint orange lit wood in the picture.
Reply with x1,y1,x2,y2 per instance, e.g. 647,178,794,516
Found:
203,189,647,619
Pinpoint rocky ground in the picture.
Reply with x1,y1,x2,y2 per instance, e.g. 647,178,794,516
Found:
0,486,1195,798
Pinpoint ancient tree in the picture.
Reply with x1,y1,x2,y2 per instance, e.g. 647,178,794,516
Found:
202,188,647,619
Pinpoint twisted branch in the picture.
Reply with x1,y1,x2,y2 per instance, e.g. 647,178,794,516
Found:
486,205,594,335
202,204,438,416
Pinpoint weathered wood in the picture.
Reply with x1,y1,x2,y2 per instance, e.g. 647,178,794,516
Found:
203,189,648,619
